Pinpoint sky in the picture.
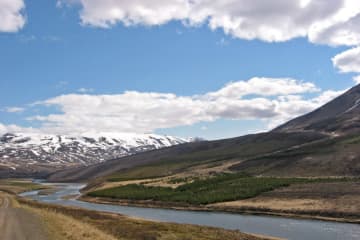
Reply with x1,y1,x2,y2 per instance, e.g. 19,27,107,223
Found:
1,0,360,139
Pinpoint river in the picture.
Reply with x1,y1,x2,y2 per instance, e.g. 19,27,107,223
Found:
20,182,360,240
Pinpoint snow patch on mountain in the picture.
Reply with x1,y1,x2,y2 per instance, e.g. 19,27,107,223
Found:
0,132,188,168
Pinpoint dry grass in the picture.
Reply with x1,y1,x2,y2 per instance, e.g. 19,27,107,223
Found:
0,192,19,208
95,160,242,191
211,181,360,221
24,205,117,240
2,192,115,240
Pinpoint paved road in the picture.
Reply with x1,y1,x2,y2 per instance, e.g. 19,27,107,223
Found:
0,192,48,240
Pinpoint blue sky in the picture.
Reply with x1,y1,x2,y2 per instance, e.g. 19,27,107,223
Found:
1,0,360,139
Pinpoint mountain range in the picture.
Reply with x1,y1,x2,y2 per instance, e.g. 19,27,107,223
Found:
0,133,187,178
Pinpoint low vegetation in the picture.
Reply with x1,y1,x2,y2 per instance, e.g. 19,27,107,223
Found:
89,173,352,205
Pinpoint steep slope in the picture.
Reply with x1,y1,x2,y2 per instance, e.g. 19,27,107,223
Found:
0,132,187,178
274,84,360,134
231,84,360,176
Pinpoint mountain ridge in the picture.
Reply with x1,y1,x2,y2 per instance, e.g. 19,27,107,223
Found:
0,132,188,178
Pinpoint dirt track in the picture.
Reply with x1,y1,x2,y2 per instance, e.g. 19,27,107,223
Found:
0,193,48,240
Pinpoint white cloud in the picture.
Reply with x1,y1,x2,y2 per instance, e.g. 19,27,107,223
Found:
190,0,343,42
22,77,342,135
332,47,360,73
56,81,69,89
308,0,360,46
0,123,38,135
17,34,36,42
59,0,359,44
267,89,346,129
332,46,360,85
0,0,26,32
205,77,319,99
78,88,94,93
71,0,191,28
353,75,360,84
30,92,212,134
309,14,360,47
216,37,229,46
4,107,24,113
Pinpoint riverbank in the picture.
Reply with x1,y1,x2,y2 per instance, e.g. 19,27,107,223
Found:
82,179,360,224
80,195,360,224
20,181,360,240
5,180,281,239
18,197,277,240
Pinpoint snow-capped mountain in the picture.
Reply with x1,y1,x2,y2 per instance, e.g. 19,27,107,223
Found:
0,132,188,169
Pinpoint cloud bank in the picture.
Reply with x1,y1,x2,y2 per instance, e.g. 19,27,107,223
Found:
58,0,358,44
0,77,342,135
56,0,360,82
332,47,360,82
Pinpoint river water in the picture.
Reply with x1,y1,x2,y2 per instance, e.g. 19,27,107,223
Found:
20,183,360,240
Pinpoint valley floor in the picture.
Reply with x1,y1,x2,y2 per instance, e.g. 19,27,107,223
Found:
84,175,360,224
0,179,274,240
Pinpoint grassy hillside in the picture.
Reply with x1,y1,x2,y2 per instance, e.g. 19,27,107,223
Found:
48,131,326,182
231,134,360,176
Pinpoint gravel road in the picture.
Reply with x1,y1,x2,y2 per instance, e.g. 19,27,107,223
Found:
0,192,48,240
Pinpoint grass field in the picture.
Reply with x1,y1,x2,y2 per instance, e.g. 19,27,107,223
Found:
88,173,352,205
